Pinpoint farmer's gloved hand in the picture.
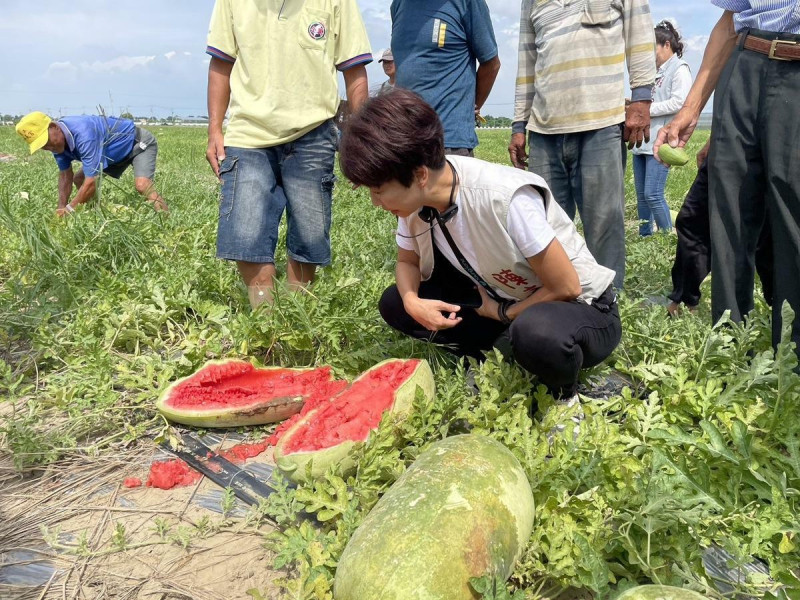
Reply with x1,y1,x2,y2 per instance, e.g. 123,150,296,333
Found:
508,133,528,170
624,100,651,149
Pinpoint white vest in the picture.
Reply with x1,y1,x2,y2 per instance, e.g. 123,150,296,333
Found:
407,156,616,304
634,54,691,156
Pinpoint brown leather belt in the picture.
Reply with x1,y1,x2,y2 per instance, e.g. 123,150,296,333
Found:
743,34,800,61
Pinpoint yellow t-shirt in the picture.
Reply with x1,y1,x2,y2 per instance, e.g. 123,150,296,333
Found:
207,0,372,148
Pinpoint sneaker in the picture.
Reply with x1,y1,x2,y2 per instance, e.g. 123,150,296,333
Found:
577,371,641,401
546,393,584,444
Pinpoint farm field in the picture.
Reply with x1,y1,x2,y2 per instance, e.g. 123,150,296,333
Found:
1,126,799,599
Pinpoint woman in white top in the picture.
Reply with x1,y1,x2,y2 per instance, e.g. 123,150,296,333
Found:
338,89,621,403
632,20,692,236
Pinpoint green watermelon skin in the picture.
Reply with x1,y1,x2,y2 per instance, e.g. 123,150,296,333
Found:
657,145,690,167
616,586,708,600
334,434,535,600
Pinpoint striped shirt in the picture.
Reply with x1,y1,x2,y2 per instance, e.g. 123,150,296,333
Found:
712,0,800,34
513,0,656,135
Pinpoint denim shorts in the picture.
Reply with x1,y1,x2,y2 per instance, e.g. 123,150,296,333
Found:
216,119,338,265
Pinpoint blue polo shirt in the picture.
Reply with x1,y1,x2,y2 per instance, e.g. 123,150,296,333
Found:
390,0,497,150
53,116,136,178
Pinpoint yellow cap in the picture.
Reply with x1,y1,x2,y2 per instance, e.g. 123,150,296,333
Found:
15,111,52,154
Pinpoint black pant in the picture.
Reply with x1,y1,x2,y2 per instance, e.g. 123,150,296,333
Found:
378,252,622,397
709,29,798,348
669,159,773,307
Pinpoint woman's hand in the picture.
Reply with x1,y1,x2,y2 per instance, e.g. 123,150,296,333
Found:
404,296,463,331
474,286,501,321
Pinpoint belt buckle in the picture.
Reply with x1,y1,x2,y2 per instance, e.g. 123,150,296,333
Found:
769,39,797,61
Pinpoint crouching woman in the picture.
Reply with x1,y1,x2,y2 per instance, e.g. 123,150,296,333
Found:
339,90,621,401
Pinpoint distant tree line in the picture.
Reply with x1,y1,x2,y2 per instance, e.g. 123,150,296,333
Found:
478,115,513,128
0,113,210,125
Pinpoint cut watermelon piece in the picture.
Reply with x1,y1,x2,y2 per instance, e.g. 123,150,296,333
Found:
274,358,434,483
156,359,344,428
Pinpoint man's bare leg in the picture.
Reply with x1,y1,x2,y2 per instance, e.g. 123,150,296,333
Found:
135,177,168,212
237,261,277,309
287,258,316,291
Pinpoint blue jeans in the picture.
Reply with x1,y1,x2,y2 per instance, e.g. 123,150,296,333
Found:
528,125,626,289
632,153,672,236
216,120,338,265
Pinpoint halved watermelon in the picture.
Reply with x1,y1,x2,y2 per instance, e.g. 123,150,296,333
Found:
274,358,434,483
156,359,347,428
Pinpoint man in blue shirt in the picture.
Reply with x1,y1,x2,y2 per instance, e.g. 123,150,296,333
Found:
15,112,167,216
654,2,800,355
390,0,500,156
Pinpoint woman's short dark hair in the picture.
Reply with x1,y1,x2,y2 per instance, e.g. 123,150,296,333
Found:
339,88,445,188
655,20,684,58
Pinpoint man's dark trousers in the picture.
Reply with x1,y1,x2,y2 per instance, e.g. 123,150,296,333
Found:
709,29,800,349
670,159,773,308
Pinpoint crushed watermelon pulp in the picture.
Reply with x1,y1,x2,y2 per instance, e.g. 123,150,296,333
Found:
141,438,274,490
283,359,419,454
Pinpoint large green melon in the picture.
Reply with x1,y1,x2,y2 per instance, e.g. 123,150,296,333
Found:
274,358,433,483
617,585,708,600
334,434,535,600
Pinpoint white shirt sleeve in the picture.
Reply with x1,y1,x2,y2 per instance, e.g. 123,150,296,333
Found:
507,186,556,258
395,216,418,252
651,64,692,117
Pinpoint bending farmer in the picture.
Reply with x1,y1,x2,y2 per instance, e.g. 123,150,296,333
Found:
15,112,167,216
339,90,621,401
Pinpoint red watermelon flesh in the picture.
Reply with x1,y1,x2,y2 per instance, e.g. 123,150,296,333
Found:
282,359,419,453
267,378,350,445
165,360,334,410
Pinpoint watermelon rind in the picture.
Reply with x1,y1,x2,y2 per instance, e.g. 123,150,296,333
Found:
333,434,535,600
273,359,434,483
616,585,708,600
156,359,331,428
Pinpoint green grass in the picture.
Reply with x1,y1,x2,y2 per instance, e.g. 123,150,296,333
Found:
1,126,799,598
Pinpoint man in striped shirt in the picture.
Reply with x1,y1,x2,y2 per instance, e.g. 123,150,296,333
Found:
509,0,657,289
655,1,800,356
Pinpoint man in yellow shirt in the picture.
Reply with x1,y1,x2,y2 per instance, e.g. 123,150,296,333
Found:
205,0,371,308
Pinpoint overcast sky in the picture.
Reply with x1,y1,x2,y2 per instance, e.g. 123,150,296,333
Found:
0,1,723,119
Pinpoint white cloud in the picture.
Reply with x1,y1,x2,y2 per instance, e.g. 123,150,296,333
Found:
2,0,720,118
81,55,157,74
684,35,710,56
